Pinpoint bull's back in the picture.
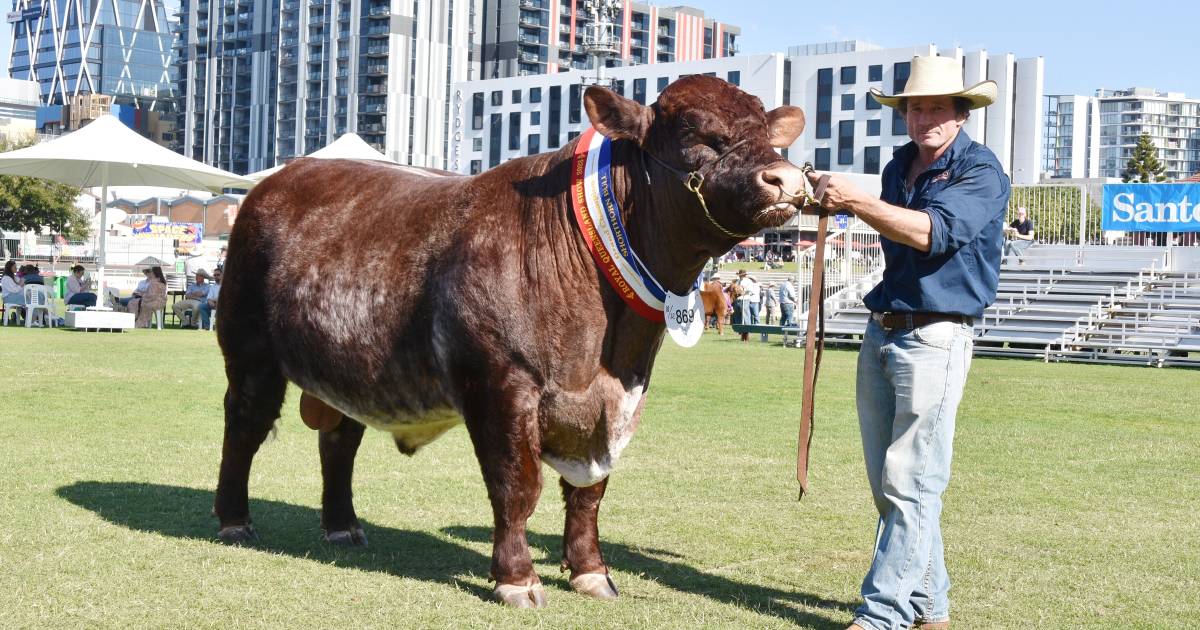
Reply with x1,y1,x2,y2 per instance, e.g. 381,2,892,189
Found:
223,159,476,430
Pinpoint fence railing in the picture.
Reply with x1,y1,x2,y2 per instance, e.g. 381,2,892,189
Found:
794,217,883,317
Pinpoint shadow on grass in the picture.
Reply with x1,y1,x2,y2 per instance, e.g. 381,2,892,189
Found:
56,481,851,628
442,525,853,629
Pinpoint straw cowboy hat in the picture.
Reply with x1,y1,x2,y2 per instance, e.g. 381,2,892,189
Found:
869,55,997,110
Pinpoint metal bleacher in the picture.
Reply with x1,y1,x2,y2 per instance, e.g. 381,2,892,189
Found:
801,245,1199,368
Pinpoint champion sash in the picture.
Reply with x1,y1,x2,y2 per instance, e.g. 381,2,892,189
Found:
570,127,667,322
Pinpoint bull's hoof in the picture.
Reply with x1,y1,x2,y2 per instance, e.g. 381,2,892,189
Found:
493,583,548,609
569,572,619,600
217,524,258,544
323,527,368,547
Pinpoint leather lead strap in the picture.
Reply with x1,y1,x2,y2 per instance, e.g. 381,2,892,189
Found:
798,174,831,500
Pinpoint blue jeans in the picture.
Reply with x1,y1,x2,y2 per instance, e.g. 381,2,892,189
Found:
853,318,973,630
1003,238,1032,263
780,302,795,327
199,302,215,329
68,292,97,308
746,301,760,324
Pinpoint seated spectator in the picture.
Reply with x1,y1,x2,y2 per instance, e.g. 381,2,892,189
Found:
126,266,168,328
172,269,212,328
2,260,24,323
19,264,45,285
111,268,153,311
65,265,97,308
199,268,222,329
1003,206,1035,265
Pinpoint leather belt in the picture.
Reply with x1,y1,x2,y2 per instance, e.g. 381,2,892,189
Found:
871,311,972,331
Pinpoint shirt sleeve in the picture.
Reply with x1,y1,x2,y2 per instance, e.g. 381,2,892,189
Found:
921,161,1010,258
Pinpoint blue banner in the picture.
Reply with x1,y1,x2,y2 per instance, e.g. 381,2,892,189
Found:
1102,183,1200,232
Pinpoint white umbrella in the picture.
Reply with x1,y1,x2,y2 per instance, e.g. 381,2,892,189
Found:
0,114,250,294
245,132,393,183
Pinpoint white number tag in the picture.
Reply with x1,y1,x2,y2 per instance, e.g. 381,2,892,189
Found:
664,290,704,348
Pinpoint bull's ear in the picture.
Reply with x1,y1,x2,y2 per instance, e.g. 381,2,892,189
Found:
766,106,805,148
585,85,653,143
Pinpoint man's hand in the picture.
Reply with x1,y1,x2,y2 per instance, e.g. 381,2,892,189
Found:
805,171,865,214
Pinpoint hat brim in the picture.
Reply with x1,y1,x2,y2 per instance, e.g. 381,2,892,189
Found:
869,80,997,110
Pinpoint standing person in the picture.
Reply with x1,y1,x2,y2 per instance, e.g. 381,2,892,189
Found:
65,265,98,308
1003,206,1035,265
763,282,780,325
739,270,761,325
199,268,222,330
806,55,1010,630
778,278,797,327
173,269,212,328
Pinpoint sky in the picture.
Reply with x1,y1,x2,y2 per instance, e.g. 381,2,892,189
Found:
2,0,1198,98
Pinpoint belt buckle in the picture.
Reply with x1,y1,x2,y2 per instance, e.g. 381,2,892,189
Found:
871,312,893,330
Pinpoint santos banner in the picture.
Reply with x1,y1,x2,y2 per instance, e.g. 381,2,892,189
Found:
1102,183,1200,232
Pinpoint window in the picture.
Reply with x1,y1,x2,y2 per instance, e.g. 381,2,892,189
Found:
528,133,540,154
868,64,882,82
838,120,854,165
633,78,646,105
548,85,561,148
840,66,856,85
489,113,502,167
567,130,580,141
530,87,542,103
866,93,881,110
864,146,880,174
470,159,482,174
657,76,669,92
530,111,540,125
511,89,522,104
569,83,581,123
491,90,502,106
892,108,907,136
816,68,832,139
814,147,830,171
471,92,483,130
893,61,910,93
841,93,855,111
612,79,624,96
727,70,740,86
472,137,482,151
509,112,521,150
866,119,880,136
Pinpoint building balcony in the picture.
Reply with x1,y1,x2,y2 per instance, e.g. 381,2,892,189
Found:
360,122,385,133
364,45,388,56
519,16,543,28
367,5,390,17
364,26,389,37
363,64,387,76
363,84,387,95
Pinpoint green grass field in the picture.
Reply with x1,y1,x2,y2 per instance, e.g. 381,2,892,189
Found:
1,327,1196,628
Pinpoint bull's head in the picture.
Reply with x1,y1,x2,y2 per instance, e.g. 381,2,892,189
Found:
584,75,807,239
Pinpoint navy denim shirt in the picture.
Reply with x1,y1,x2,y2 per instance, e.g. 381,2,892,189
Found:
863,131,1011,318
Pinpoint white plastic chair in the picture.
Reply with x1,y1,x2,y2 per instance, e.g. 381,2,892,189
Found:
23,285,54,328
1,299,22,326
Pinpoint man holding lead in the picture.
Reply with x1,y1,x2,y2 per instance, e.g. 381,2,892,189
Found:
806,55,1011,630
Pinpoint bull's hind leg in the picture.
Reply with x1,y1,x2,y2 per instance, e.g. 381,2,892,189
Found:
560,477,619,600
213,338,286,543
319,417,368,546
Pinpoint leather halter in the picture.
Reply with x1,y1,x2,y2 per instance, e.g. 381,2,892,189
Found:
798,173,832,500
639,135,833,498
641,138,819,239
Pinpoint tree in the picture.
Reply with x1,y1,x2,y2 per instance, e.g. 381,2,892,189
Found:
1121,132,1167,183
0,137,92,241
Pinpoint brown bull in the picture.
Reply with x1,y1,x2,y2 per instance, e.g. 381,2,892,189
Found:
212,76,806,608
699,279,729,334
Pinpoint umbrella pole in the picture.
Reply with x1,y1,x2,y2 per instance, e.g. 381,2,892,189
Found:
98,163,109,304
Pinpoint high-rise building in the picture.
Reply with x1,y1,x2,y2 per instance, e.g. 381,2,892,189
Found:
453,42,1047,185
7,0,176,110
480,0,738,79
1045,88,1200,181
174,0,479,175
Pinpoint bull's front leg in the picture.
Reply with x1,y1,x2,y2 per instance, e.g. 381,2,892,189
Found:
464,392,547,608
560,477,619,600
